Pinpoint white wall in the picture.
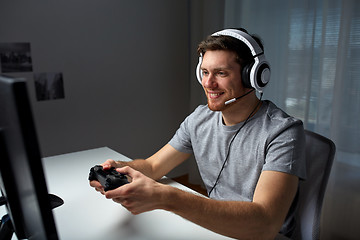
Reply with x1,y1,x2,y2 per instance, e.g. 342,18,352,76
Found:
0,0,191,165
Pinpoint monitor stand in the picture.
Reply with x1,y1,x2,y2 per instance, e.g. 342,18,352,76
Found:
0,214,13,240
0,194,63,240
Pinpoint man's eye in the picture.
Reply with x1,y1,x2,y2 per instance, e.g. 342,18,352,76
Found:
202,70,209,76
217,72,226,76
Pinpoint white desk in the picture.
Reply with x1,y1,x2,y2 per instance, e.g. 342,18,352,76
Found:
41,147,234,240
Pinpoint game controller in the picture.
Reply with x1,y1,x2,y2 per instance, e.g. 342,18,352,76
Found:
88,165,129,191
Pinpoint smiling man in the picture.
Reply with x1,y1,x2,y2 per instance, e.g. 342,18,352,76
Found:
200,49,261,125
202,50,244,111
90,28,306,240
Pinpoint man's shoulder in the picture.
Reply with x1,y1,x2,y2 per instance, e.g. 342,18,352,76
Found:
186,104,218,127
257,100,304,138
193,104,210,113
262,100,303,125
191,104,216,118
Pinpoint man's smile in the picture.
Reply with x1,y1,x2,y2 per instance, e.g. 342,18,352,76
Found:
208,91,224,99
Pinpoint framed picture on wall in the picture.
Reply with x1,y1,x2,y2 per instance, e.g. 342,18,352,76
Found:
0,42,33,73
34,72,65,101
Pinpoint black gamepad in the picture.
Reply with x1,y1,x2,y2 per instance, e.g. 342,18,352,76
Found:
88,165,129,191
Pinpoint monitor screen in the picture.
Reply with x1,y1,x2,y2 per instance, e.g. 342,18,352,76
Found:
0,75,61,240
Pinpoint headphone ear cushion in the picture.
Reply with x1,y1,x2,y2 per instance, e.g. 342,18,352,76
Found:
256,62,270,88
241,63,253,89
196,55,203,84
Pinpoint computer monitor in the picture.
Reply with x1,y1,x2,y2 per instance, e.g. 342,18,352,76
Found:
0,75,62,240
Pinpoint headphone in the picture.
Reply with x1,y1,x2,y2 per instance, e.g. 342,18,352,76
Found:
196,29,271,93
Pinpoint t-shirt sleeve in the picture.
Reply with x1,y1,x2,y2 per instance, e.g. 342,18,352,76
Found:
262,121,307,180
168,113,194,154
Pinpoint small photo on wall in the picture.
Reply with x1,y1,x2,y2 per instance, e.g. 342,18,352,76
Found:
0,42,33,73
34,72,65,101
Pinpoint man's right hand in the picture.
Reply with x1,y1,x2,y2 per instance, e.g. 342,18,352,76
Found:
89,159,123,194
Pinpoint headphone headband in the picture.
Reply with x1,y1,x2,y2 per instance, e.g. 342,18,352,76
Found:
196,29,271,93
211,29,263,57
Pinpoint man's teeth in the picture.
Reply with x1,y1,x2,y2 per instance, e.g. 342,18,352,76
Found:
210,93,222,97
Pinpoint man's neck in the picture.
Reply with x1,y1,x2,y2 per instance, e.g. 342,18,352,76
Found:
221,93,262,126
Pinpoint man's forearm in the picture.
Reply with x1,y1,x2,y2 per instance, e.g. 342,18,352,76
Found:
114,144,190,181
116,159,157,179
161,186,278,240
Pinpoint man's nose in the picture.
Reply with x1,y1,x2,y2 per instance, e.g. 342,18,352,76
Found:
202,74,217,88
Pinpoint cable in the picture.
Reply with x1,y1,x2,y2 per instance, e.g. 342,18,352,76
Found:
208,93,263,197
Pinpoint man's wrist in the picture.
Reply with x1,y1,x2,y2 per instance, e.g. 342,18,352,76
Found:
115,161,127,168
157,184,177,211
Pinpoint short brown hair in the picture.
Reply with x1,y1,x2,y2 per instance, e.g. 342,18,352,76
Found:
197,28,264,68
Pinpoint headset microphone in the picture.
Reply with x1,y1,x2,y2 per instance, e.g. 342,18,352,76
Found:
224,89,255,105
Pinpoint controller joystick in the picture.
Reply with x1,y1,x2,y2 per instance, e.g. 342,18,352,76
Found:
88,165,129,191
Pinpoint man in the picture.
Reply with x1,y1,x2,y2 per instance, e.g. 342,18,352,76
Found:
90,28,306,240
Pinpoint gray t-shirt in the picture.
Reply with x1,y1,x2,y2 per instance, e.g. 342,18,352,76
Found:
168,100,306,235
